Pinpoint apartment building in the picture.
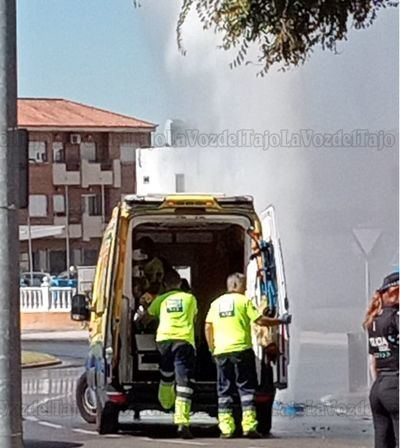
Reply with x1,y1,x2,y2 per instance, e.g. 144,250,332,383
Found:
18,98,156,274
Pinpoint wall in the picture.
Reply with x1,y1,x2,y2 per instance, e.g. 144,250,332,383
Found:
19,129,149,272
20,312,83,331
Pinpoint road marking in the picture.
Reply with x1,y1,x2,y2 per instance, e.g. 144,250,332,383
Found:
24,416,39,422
140,437,209,446
24,393,68,415
104,434,122,438
38,421,63,429
72,428,98,436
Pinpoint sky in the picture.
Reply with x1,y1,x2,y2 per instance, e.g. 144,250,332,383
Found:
17,0,177,127
18,1,398,131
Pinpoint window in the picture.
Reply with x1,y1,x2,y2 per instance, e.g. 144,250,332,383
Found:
120,143,137,163
72,249,82,266
53,195,65,215
29,195,47,217
82,194,101,216
80,142,96,162
19,252,29,273
83,249,98,265
52,142,64,163
175,173,185,193
29,141,47,163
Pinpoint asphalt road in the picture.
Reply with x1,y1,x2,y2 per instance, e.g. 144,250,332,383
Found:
21,340,374,448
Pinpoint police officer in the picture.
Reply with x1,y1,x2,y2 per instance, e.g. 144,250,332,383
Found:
204,272,291,438
145,270,197,439
364,271,399,448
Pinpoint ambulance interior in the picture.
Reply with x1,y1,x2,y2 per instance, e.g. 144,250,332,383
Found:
129,217,252,382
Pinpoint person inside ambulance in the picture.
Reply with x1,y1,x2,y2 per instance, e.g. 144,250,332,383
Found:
133,236,171,307
364,271,399,448
138,269,198,439
204,272,291,439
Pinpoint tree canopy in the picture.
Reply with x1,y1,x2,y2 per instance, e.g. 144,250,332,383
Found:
137,1,397,75
177,0,397,74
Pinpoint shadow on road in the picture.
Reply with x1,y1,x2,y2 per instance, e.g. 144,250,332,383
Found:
120,422,220,439
24,441,83,448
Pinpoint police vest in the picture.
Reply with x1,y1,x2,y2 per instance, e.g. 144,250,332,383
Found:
368,307,399,372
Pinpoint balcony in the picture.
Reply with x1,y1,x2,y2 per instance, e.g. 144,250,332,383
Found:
53,217,82,239
52,159,121,188
81,159,121,188
53,164,81,186
82,213,104,241
53,215,104,241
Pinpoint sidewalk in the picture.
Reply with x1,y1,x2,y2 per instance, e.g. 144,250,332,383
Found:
21,329,89,341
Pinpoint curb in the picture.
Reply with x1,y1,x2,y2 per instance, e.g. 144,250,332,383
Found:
21,350,62,369
22,337,88,342
22,358,62,369
21,331,88,342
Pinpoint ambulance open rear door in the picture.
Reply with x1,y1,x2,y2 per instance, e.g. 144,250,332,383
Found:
260,205,289,389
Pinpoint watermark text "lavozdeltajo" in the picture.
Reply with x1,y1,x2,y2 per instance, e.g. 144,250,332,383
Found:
154,129,396,151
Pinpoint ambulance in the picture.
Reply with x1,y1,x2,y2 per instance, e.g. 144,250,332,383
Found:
71,194,290,435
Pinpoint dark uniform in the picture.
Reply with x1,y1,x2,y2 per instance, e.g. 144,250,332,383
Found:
205,292,262,436
368,305,399,448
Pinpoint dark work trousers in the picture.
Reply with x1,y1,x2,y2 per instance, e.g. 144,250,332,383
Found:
369,372,399,448
215,348,258,413
157,341,195,401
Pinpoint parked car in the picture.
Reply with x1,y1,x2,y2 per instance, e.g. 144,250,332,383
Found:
20,272,50,287
50,270,78,288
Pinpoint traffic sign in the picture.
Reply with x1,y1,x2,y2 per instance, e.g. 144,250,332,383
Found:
352,228,381,255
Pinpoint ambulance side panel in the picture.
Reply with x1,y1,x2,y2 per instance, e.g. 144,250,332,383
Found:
86,205,121,391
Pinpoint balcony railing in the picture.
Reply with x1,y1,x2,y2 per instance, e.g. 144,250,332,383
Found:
21,286,75,312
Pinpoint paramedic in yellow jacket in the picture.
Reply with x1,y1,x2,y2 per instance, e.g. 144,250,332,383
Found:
205,272,291,438
145,270,197,439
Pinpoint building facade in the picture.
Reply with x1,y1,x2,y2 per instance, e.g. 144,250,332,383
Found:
18,98,156,274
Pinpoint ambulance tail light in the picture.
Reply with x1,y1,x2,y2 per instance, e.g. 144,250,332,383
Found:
255,392,274,404
107,391,128,405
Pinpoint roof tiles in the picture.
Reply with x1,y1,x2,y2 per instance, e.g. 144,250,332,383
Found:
18,98,156,130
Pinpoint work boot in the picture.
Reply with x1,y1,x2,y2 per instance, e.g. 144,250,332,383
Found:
220,432,234,439
243,429,262,439
177,425,193,439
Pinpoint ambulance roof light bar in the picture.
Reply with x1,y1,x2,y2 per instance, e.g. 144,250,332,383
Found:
123,193,254,205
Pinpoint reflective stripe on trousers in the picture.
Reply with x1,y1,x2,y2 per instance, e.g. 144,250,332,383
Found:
215,349,258,435
174,382,194,426
157,341,195,426
240,393,255,411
